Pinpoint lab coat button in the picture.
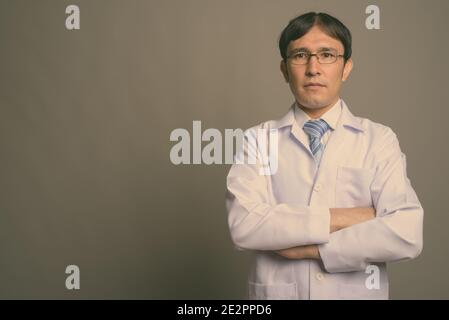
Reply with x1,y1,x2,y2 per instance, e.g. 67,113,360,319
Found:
316,273,324,281
314,183,322,192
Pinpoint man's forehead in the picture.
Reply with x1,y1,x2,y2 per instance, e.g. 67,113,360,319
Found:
287,27,343,52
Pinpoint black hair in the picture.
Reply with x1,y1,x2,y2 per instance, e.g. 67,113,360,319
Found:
279,12,352,63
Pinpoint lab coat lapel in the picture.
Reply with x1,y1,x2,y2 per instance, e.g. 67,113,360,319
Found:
291,120,314,157
273,104,313,157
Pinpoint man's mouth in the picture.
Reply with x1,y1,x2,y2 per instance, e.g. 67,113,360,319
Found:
304,83,326,88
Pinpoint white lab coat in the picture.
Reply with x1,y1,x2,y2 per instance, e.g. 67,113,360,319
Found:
225,99,423,300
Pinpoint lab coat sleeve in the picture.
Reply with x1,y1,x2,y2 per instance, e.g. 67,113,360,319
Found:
318,128,424,273
226,127,330,251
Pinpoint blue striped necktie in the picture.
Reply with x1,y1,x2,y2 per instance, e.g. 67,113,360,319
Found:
303,119,330,162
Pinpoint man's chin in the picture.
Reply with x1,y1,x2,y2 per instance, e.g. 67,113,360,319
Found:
296,98,329,110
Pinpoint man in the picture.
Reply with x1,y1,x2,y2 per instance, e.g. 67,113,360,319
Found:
225,12,423,300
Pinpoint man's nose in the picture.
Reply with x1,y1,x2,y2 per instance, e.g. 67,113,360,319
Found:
305,55,321,76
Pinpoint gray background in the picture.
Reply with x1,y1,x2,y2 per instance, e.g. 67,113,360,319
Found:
0,0,447,299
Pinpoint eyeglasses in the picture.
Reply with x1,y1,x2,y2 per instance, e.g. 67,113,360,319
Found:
286,49,344,65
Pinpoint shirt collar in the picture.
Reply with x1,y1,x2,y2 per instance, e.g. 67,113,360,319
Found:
272,98,364,132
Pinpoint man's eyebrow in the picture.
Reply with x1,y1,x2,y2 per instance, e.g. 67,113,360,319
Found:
317,47,336,52
289,47,310,54
288,46,337,54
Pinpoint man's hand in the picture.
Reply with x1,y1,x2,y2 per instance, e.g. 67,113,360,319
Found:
275,245,320,260
330,207,376,233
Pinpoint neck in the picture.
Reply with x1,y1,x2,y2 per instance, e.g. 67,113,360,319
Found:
297,98,339,119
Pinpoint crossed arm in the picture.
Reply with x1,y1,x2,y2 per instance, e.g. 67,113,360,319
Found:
275,207,375,260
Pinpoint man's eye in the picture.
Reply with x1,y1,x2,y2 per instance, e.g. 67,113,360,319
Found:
294,53,307,59
320,52,335,58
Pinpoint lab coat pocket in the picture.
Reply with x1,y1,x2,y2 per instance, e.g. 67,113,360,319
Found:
335,166,376,207
248,281,298,300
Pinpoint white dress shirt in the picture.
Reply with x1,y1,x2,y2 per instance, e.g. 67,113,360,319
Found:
225,98,424,300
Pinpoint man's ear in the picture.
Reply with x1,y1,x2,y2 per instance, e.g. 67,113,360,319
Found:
342,58,353,82
280,60,289,83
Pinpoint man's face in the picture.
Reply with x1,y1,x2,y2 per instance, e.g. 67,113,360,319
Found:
281,25,353,111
